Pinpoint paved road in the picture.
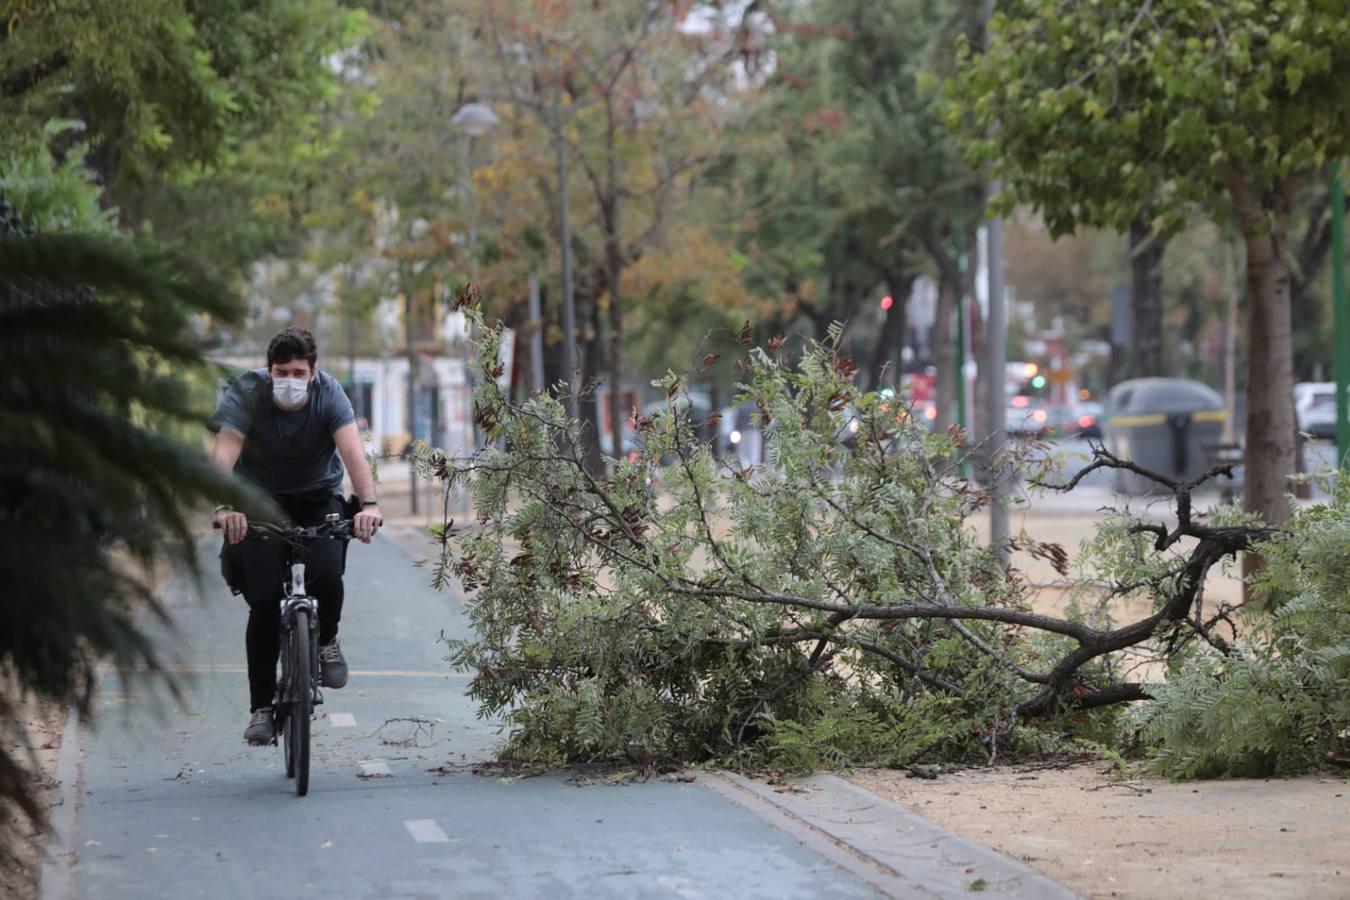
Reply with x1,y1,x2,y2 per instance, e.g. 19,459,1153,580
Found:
1027,435,1340,504
61,534,880,899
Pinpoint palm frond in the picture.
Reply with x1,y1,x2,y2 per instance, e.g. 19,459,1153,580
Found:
0,229,263,864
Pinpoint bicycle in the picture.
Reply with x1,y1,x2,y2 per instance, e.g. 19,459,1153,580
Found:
215,514,352,796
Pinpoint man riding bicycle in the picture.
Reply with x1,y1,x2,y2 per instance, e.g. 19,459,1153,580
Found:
210,327,383,745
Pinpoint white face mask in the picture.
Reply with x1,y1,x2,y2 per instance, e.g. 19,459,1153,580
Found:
272,377,310,409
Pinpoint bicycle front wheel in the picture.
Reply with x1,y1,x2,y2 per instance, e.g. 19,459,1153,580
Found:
282,707,295,778
290,608,313,797
280,634,295,779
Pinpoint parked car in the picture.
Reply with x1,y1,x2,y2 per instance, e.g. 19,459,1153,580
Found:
1072,400,1104,439
1295,382,1338,439
1005,397,1049,436
721,401,765,466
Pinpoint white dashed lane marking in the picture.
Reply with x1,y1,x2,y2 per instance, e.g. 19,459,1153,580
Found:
359,760,392,777
404,819,450,843
329,713,356,728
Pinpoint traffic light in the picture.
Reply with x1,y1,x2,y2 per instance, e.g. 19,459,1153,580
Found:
1031,374,1047,390
880,295,894,311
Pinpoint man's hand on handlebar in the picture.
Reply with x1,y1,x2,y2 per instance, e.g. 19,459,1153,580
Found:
353,504,382,543
216,509,249,545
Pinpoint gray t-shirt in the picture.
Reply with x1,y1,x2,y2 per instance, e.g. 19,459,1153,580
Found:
210,369,355,497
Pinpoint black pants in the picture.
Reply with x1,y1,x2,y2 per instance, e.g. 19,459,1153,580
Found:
228,493,347,711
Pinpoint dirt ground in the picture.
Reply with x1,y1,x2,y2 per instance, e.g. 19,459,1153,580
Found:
884,508,1342,899
1,694,66,900
850,761,1350,899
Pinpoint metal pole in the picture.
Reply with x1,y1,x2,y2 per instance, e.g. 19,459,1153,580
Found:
1333,167,1348,466
985,209,1009,562
463,135,481,457
404,283,418,516
346,292,358,418
528,272,545,394
1222,241,1238,445
466,135,478,281
982,0,1009,563
555,83,579,420
956,288,966,434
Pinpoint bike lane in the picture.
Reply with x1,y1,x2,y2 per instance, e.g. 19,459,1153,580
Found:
57,533,895,899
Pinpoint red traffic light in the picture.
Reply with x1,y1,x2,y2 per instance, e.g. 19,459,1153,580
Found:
880,295,894,310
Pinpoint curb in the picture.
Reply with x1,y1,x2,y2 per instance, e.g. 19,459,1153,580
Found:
706,772,1080,900
37,706,83,900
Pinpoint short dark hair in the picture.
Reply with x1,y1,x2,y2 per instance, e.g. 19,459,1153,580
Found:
267,326,318,369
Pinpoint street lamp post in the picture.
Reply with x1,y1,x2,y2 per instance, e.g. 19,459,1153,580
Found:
554,82,579,420
441,102,499,513
982,0,1009,566
450,102,499,282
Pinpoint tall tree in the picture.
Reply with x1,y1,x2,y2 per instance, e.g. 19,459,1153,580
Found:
949,0,1350,525
1,0,368,290
474,0,746,461
727,0,983,410
1288,177,1335,380
863,0,984,430
1128,216,1168,378
0,0,365,188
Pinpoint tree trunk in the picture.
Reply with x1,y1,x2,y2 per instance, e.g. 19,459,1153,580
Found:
606,225,625,463
541,283,565,391
1290,185,1332,381
1128,216,1167,379
865,273,910,390
580,300,606,476
1235,184,1296,527
933,269,959,434
602,90,627,464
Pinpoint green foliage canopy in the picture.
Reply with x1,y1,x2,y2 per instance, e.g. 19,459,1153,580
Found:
1,0,366,184
946,0,1350,236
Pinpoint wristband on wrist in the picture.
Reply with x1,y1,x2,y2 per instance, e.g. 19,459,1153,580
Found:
362,499,379,507
214,504,233,514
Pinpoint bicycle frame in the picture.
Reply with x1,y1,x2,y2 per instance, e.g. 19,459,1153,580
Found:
219,514,350,794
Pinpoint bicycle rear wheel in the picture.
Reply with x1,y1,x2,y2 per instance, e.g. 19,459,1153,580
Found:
290,608,313,796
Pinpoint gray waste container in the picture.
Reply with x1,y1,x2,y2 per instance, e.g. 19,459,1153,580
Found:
1103,378,1227,494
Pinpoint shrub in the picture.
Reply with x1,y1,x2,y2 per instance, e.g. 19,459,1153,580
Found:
1138,479,1350,779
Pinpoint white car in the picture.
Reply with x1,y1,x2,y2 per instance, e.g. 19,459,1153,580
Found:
1295,382,1340,439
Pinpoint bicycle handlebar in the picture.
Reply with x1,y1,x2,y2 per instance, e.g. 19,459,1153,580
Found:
212,517,354,543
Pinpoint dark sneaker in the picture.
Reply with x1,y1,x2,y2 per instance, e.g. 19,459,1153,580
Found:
244,708,274,745
319,639,348,688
